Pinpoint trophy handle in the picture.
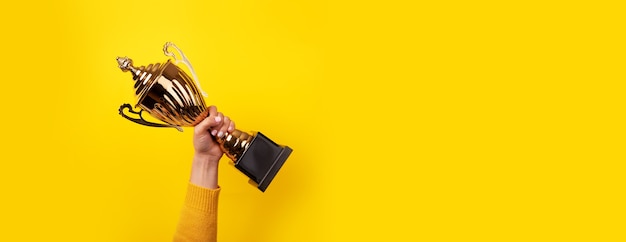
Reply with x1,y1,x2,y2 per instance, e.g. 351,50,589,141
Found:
163,42,208,97
118,104,183,132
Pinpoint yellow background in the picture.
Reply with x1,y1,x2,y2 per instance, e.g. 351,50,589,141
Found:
0,0,624,241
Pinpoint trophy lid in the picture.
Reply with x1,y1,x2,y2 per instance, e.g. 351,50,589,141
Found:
116,56,169,107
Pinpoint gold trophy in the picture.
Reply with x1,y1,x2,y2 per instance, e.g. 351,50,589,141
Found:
116,42,292,192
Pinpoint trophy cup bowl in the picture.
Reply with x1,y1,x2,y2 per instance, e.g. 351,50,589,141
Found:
116,43,292,192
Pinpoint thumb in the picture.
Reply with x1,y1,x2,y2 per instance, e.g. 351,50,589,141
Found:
195,106,221,134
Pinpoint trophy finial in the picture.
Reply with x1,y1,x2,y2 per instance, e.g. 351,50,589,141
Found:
116,56,134,72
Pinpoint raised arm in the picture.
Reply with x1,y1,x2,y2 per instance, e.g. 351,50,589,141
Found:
174,106,235,242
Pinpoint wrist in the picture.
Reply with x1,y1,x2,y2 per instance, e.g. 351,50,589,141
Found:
193,152,221,166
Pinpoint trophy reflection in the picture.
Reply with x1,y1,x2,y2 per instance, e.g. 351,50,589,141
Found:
116,42,292,192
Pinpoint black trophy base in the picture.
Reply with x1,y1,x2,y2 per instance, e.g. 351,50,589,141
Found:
234,132,292,192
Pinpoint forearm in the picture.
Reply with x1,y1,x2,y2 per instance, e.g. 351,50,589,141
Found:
189,153,220,189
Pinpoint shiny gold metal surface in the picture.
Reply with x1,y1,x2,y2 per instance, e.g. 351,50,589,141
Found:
116,43,253,162
117,57,209,127
217,130,254,161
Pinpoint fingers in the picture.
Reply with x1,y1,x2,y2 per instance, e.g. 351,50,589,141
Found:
228,120,235,132
211,112,224,136
215,115,236,138
195,105,236,137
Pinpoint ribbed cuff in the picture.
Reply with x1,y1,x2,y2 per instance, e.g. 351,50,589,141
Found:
184,183,221,212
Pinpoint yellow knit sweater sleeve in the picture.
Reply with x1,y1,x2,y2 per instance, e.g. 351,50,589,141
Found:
173,183,220,242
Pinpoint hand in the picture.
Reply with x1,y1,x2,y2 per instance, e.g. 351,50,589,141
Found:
193,105,236,162
190,105,235,189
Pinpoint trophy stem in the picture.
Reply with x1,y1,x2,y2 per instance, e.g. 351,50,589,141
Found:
217,129,254,161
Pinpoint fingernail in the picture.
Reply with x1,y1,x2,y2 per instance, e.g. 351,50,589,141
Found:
211,130,218,136
215,116,221,123
217,131,224,138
